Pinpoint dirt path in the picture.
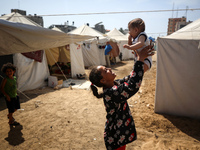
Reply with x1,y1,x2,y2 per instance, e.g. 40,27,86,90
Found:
0,57,200,150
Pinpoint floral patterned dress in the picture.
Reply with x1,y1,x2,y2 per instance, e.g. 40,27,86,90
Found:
103,61,144,150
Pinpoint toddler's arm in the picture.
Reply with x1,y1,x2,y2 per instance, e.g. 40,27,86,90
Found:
123,35,146,51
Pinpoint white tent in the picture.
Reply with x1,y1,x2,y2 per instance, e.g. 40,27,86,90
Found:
45,26,85,78
106,28,133,60
0,13,92,91
45,26,86,78
69,25,108,67
0,12,41,27
155,18,200,119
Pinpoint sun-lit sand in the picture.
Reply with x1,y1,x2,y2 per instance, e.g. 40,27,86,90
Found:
0,53,200,149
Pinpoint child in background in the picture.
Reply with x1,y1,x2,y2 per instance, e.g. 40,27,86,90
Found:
0,63,20,125
89,45,154,150
123,18,152,72
105,41,112,67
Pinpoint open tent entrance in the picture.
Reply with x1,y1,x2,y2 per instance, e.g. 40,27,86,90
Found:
46,45,71,80
45,43,86,80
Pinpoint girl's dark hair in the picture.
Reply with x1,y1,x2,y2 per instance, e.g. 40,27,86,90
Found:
1,63,16,73
89,67,104,98
128,18,145,32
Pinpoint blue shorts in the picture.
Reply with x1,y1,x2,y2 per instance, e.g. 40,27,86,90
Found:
5,96,20,113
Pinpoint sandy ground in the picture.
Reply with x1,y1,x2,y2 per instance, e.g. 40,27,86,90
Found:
0,53,200,150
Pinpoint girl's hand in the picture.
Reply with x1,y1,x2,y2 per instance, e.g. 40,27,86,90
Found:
137,45,155,62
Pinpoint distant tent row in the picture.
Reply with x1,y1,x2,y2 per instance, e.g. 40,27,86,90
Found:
0,12,92,91
155,18,200,119
69,24,107,67
0,12,134,93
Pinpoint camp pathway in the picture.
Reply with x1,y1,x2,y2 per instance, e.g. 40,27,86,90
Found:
0,58,200,150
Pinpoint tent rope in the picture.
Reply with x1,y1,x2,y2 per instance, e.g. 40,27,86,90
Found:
47,48,68,81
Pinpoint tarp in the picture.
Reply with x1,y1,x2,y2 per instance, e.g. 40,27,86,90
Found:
0,19,93,55
69,25,107,67
155,18,200,119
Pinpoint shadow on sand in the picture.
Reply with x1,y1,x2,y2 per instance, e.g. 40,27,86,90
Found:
110,61,132,70
164,114,200,141
0,87,55,111
5,123,25,146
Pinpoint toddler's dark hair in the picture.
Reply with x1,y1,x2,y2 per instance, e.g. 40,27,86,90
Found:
89,67,103,98
1,63,16,73
128,18,145,32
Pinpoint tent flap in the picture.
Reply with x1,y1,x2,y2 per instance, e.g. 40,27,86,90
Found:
0,19,93,55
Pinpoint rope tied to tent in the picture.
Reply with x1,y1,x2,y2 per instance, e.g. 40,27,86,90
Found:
47,48,68,81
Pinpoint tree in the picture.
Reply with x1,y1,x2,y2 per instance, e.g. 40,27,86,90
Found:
119,28,125,34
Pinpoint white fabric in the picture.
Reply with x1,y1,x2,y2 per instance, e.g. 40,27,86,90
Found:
81,41,106,67
163,18,200,40
13,52,49,91
155,18,200,119
0,12,41,27
69,24,103,37
51,26,63,32
118,41,133,60
106,28,127,41
63,79,90,90
99,46,107,66
0,19,93,55
70,44,85,78
81,42,100,66
69,25,107,67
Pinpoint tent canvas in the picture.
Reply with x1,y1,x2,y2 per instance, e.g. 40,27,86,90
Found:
45,43,85,78
106,29,133,60
155,18,200,119
69,25,107,67
0,12,41,27
45,27,86,78
0,15,92,55
0,13,92,91
0,13,50,92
